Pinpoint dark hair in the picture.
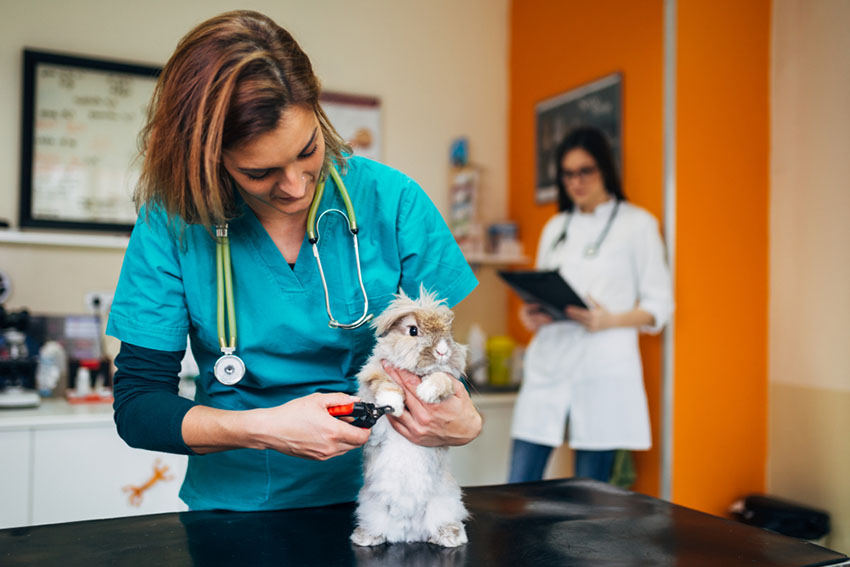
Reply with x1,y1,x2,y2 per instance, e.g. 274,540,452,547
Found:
555,126,625,212
137,10,350,228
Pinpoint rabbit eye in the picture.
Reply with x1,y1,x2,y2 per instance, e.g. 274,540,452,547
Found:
408,326,419,336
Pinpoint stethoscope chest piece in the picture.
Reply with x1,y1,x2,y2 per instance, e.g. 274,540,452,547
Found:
214,353,246,385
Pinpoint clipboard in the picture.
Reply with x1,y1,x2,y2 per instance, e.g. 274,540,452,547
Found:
497,270,587,320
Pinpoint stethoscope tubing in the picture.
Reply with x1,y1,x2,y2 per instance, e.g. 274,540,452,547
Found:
216,225,237,351
309,164,372,329
550,199,620,261
212,163,373,384
308,165,358,242
311,208,373,329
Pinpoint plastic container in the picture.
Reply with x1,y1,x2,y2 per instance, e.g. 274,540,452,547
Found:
466,324,488,386
486,335,516,387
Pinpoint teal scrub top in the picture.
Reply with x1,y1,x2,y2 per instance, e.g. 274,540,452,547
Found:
106,156,478,511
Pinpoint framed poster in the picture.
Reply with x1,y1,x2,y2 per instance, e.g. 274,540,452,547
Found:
535,73,622,204
449,167,479,241
19,49,160,233
320,92,382,162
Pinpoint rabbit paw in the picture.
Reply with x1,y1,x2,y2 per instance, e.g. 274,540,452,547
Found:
351,527,386,547
416,372,455,403
428,522,468,547
375,389,405,417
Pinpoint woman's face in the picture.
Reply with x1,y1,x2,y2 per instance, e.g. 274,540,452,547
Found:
222,104,326,222
561,148,609,212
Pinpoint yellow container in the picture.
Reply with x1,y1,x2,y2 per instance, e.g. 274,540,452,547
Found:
486,335,516,386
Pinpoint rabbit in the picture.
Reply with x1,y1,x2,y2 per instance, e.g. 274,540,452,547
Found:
350,285,470,548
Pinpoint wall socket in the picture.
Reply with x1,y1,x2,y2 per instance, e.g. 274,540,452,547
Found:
84,292,114,313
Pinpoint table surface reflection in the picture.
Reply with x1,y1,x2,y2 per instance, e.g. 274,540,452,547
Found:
1,478,847,566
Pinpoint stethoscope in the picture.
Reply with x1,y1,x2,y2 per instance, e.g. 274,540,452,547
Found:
213,164,373,385
551,199,620,259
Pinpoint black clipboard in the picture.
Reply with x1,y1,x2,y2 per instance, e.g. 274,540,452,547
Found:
497,270,587,320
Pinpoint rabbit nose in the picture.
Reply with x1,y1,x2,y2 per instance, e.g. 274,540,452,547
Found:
435,339,450,357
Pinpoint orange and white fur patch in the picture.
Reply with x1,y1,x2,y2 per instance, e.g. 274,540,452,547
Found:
351,287,469,547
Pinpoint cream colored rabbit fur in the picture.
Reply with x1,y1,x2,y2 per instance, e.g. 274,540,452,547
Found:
351,286,469,547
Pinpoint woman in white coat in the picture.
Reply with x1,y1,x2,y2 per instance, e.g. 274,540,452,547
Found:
508,127,673,483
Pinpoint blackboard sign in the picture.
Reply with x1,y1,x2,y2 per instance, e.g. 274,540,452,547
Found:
535,73,622,205
19,49,160,233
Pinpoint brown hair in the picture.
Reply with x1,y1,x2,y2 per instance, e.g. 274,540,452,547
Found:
136,10,350,229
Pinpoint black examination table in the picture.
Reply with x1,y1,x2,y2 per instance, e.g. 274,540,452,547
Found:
1,478,847,566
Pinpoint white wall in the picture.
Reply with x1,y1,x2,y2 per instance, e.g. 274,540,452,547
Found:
0,0,508,339
769,0,850,553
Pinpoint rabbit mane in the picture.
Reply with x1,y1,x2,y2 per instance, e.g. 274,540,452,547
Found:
365,285,465,378
371,285,453,337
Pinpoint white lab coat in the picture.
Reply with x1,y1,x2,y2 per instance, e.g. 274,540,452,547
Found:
511,199,673,449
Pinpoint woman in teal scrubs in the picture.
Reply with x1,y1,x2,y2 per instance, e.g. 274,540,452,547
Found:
106,10,481,512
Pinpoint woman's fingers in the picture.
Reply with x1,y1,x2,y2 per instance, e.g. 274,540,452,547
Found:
266,393,370,460
567,305,589,320
380,361,482,447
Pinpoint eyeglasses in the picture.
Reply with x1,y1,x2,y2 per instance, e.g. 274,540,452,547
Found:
560,165,598,183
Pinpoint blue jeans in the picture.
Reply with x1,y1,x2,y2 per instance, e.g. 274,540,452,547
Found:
508,439,617,483
574,449,617,482
508,439,553,483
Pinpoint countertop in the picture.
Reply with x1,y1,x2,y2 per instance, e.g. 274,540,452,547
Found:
0,398,114,430
0,389,518,431
1,478,847,567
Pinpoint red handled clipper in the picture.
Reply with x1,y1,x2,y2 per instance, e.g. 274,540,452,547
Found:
328,401,394,428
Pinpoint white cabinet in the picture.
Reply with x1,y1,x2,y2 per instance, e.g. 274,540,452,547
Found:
450,392,572,486
1,393,569,529
31,425,187,526
0,401,187,529
0,430,31,528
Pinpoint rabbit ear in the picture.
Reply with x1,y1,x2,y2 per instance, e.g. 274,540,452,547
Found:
372,290,420,336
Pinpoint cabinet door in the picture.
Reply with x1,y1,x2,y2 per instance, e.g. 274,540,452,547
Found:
450,396,517,486
0,430,32,529
449,394,573,486
31,424,188,525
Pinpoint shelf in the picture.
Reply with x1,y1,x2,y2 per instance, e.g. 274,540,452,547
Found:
0,229,129,250
464,252,529,266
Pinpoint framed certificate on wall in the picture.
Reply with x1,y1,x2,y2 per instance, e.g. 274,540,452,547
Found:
19,49,160,233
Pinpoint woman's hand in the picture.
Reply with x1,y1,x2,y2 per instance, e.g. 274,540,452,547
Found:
566,297,655,332
566,296,615,332
381,361,483,447
184,392,371,460
261,393,372,459
519,302,553,332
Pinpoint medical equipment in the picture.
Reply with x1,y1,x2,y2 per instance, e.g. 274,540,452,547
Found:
213,224,246,385
212,165,373,385
307,165,373,330
0,305,41,408
328,401,394,428
552,200,620,258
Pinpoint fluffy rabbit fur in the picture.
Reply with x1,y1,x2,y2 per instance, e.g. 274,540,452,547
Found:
351,287,469,547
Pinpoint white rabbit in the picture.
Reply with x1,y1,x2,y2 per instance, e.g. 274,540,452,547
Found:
351,286,470,548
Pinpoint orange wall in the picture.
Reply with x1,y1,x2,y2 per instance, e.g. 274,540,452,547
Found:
673,0,769,513
509,0,665,496
509,0,770,513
